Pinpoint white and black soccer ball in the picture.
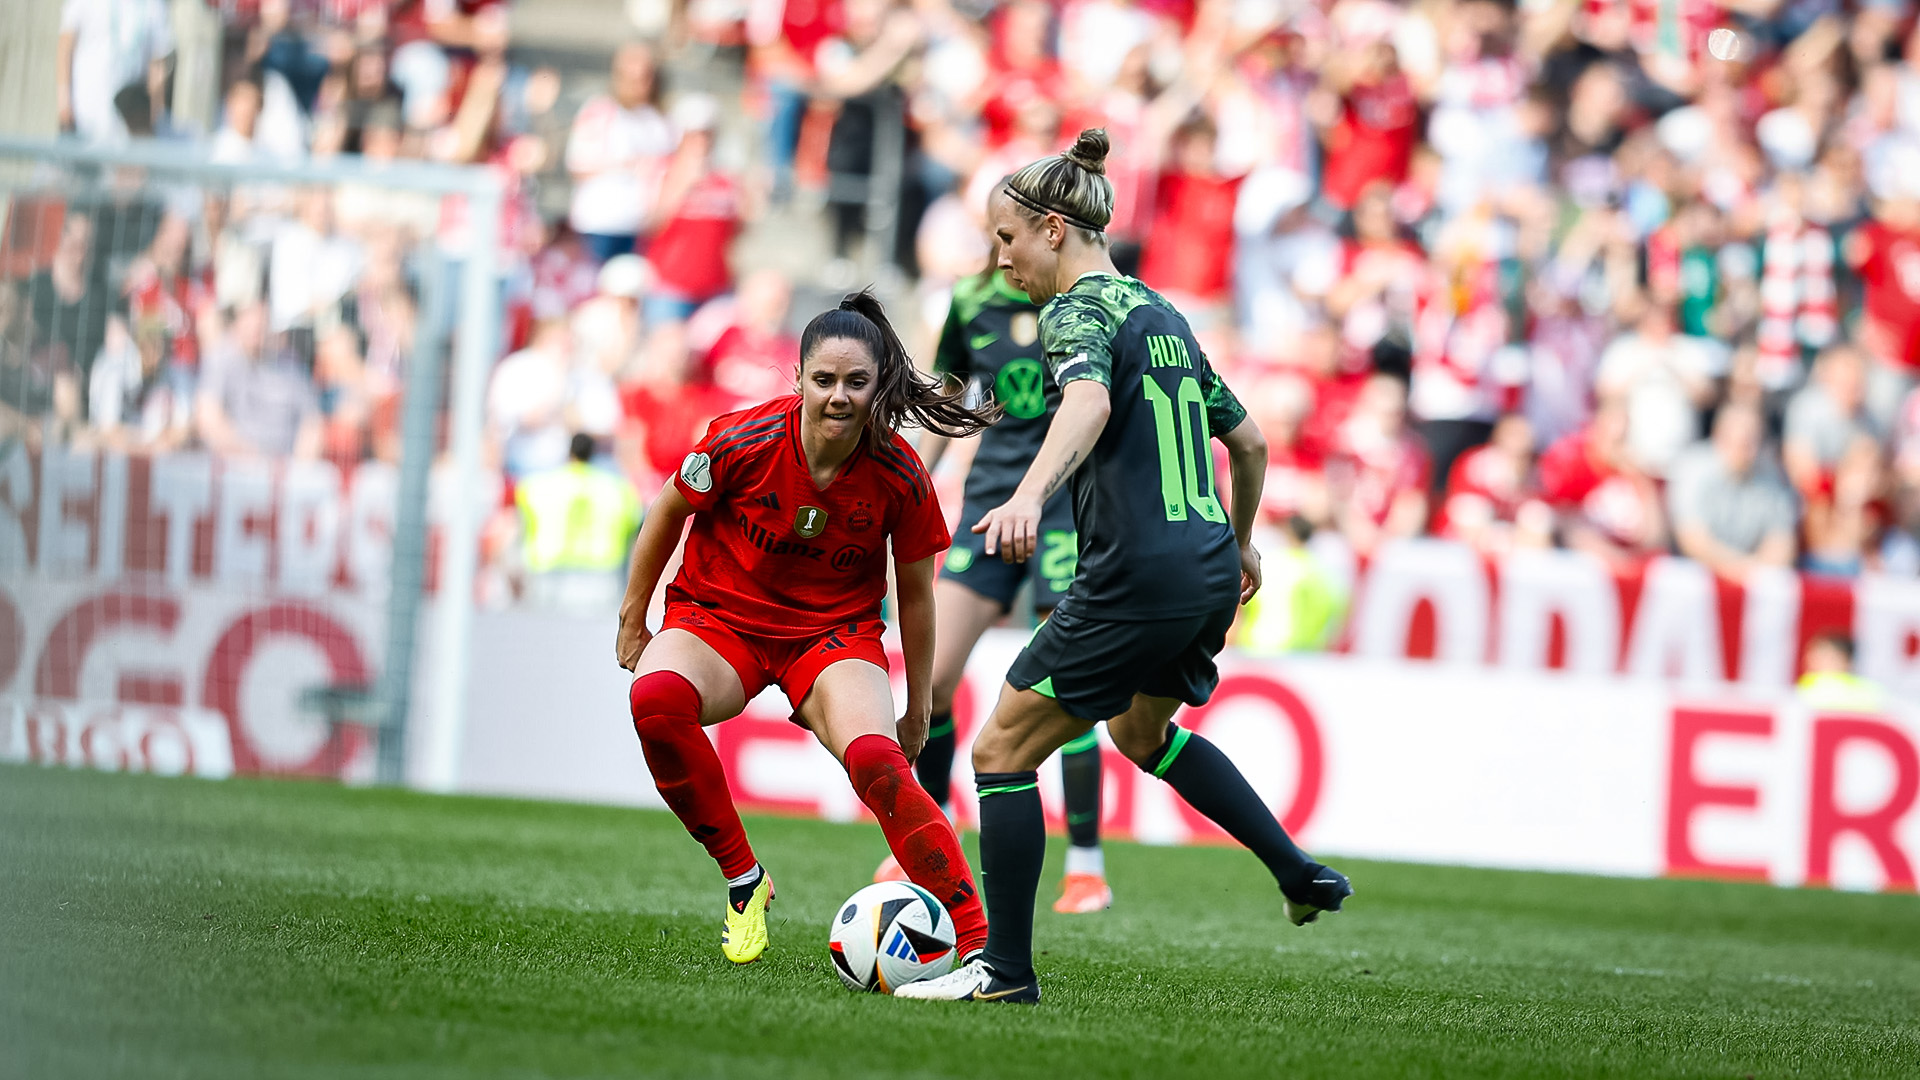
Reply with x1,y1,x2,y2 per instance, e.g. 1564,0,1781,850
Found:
826,881,956,993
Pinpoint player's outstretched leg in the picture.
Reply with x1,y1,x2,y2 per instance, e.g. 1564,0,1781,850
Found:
873,709,953,884
1119,707,1352,925
1054,730,1111,913
629,671,772,964
844,733,989,957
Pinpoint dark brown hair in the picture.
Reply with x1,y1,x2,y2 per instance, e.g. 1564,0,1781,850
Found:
800,289,1001,437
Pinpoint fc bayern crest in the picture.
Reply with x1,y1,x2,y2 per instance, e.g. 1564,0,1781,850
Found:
679,452,713,492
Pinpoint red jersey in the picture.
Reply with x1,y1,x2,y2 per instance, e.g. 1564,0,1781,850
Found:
1435,444,1539,538
1853,220,1920,372
1139,171,1243,301
1538,427,1655,548
669,397,951,637
1320,75,1420,209
650,171,742,300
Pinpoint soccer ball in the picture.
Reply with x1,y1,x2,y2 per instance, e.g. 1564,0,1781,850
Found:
827,881,956,993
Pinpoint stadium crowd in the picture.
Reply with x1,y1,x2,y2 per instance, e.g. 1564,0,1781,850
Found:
14,0,1920,602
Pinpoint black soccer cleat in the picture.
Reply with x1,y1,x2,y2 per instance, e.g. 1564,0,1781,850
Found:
1283,863,1353,926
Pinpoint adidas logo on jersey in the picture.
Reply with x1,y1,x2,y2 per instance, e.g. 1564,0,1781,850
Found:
756,492,781,509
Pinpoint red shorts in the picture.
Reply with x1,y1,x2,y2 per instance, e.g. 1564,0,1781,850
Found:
661,603,890,712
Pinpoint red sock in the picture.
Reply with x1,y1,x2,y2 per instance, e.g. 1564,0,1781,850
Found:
844,733,988,957
631,671,757,880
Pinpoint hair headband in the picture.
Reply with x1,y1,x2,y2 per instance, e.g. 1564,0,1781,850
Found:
1003,181,1106,234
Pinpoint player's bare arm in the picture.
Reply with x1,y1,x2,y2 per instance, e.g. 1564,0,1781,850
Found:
616,482,695,670
1218,416,1270,605
974,379,1110,563
893,553,939,762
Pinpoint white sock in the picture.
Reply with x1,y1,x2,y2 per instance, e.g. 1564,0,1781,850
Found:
1065,844,1104,878
727,863,764,889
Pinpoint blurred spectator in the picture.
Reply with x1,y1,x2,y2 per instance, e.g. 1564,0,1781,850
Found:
1796,631,1885,710
1246,372,1329,527
644,95,747,325
1435,413,1552,555
23,213,110,411
1801,434,1890,578
1595,301,1725,478
702,268,798,408
1139,116,1241,318
0,284,66,440
1327,372,1429,556
1666,403,1798,582
210,78,268,164
123,212,211,376
565,43,675,264
313,325,373,468
195,301,323,459
1538,399,1667,568
489,319,577,477
1783,344,1881,495
572,254,645,382
57,0,174,143
1236,515,1349,655
88,314,193,452
514,432,644,613
1314,40,1420,211
269,189,364,331
619,323,733,484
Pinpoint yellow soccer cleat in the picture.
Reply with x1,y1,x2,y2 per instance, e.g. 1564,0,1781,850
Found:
721,873,774,964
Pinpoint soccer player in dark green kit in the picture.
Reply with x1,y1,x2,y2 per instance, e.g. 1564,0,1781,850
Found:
874,186,1114,915
897,130,1353,1005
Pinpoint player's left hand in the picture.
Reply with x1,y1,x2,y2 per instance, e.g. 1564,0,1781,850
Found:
974,493,1042,563
896,704,930,763
1238,542,1262,605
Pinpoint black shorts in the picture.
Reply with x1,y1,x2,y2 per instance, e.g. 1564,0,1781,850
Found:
939,497,1077,613
1005,599,1237,723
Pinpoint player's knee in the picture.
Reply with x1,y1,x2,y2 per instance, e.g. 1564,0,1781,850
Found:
1110,721,1166,769
969,722,1019,774
629,670,703,737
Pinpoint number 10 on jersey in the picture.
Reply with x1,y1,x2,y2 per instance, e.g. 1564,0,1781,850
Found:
1143,375,1227,524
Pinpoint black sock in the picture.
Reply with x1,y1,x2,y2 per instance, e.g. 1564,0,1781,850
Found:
916,711,955,807
726,864,764,913
1142,723,1314,897
975,770,1043,983
1060,736,1102,850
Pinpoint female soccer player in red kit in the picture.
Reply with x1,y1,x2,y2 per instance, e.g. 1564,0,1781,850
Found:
616,290,1000,965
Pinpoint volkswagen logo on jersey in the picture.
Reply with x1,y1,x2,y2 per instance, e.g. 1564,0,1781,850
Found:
680,452,713,493
795,505,827,538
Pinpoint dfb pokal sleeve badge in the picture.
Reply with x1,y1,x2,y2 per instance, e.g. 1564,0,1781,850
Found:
680,452,713,492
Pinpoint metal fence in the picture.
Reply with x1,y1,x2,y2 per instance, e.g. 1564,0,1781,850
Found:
0,137,499,790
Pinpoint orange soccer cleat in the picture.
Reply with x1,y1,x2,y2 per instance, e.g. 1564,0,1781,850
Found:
1052,872,1113,914
872,853,910,884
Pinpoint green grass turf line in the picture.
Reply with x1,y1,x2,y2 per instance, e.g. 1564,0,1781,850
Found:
2,764,1918,1079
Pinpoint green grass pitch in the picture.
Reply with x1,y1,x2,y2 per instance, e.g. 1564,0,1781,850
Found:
3,765,1918,1078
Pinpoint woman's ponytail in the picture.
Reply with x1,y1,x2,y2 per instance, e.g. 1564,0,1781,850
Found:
800,289,1002,437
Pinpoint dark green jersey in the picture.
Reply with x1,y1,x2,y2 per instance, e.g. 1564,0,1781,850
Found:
934,272,1063,509
1040,273,1248,619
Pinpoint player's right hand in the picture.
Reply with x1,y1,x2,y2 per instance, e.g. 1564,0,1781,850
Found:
615,614,652,671
973,494,1042,563
1238,543,1262,605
